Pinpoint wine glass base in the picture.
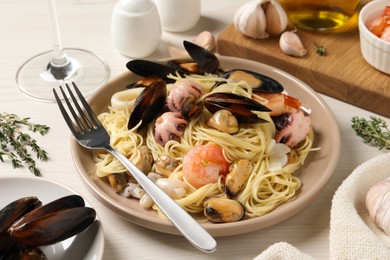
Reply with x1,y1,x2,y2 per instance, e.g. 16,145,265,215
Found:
16,48,109,103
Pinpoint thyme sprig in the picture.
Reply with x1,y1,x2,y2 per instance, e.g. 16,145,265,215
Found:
315,42,326,56
351,116,390,150
0,113,50,176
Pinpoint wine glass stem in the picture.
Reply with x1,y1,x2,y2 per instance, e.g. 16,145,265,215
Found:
48,0,69,67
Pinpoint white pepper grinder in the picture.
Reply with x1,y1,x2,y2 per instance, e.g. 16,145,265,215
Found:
111,0,162,58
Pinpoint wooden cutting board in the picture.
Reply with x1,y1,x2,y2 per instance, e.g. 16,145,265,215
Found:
217,22,390,118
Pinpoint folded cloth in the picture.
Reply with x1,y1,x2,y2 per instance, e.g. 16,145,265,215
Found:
254,153,390,259
253,242,314,260
330,152,390,259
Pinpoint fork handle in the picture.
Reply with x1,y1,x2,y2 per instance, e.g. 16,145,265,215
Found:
107,147,217,253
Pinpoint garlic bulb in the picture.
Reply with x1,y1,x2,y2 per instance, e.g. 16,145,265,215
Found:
279,31,307,57
366,176,390,235
234,0,288,39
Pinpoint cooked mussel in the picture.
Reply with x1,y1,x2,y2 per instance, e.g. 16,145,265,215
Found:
0,197,42,252
204,197,245,223
183,40,220,74
219,69,284,93
204,92,270,124
126,59,176,82
0,194,96,259
225,159,253,198
9,207,96,247
1,244,47,260
128,78,167,129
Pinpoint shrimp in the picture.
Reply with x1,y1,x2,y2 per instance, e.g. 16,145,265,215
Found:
182,143,230,188
252,93,301,116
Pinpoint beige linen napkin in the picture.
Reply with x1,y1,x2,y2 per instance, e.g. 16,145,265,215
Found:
330,152,390,259
254,153,390,259
253,242,314,260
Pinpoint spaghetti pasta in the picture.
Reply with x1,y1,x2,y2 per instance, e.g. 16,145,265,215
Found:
93,73,314,222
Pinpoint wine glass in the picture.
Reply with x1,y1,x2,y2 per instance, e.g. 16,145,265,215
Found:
16,0,109,102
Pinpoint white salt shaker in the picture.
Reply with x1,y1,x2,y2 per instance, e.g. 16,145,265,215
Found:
111,0,162,58
153,0,201,32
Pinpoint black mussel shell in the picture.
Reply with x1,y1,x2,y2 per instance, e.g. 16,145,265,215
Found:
1,244,47,260
204,93,270,124
0,197,42,252
128,79,167,129
204,93,271,112
9,207,96,248
183,41,220,74
127,76,164,89
219,69,284,93
166,59,204,75
126,60,176,82
12,195,85,227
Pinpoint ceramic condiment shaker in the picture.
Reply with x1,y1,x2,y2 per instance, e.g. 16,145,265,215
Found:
111,0,162,58
153,0,201,32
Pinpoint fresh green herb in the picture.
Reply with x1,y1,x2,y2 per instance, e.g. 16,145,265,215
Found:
315,42,326,56
351,116,390,150
0,113,50,176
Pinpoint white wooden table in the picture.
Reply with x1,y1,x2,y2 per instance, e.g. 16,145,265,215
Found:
0,0,389,259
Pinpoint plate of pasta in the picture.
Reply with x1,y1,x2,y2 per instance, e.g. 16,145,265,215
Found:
70,55,340,236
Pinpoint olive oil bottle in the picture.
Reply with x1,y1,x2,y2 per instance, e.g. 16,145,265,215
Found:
279,0,360,31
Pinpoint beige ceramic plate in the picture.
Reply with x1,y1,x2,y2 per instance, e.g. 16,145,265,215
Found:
71,56,340,237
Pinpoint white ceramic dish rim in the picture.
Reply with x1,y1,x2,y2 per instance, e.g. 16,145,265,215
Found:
359,0,390,50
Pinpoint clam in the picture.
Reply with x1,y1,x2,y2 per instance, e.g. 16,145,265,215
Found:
204,197,245,223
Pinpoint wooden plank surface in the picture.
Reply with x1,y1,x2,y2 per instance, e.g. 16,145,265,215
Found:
217,23,390,117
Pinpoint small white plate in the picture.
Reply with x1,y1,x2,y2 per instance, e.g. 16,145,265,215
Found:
0,176,104,260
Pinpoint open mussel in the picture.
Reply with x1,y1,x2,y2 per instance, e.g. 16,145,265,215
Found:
128,78,167,129
183,40,220,74
126,59,177,81
204,92,270,124
218,69,284,93
0,195,96,259
0,196,42,252
9,207,96,247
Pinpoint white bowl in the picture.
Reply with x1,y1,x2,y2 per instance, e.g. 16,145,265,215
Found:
359,0,390,75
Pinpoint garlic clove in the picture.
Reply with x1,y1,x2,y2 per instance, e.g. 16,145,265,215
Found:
234,0,268,39
279,31,307,57
193,31,217,52
265,0,288,36
366,177,390,235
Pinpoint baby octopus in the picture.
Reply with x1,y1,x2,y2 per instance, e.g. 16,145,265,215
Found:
166,81,204,112
273,110,311,148
155,80,204,146
154,112,188,146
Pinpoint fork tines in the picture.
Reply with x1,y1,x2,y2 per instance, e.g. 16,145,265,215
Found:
53,82,101,135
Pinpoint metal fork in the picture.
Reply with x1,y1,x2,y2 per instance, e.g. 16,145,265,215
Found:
53,82,217,253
